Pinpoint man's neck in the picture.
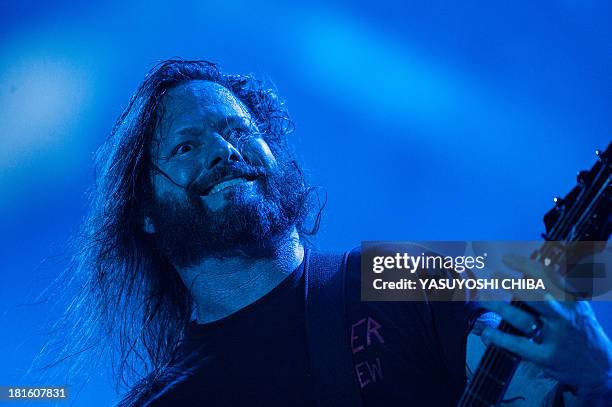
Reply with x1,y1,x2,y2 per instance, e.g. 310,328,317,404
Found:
176,228,304,324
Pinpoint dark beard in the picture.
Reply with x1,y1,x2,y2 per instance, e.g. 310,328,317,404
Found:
149,159,306,267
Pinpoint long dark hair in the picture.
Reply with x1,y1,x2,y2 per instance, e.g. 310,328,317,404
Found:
37,59,321,402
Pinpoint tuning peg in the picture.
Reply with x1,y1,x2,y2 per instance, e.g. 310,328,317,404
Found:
595,149,602,160
577,170,590,185
553,196,563,205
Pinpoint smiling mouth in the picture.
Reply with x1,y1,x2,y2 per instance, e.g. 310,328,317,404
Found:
204,176,256,196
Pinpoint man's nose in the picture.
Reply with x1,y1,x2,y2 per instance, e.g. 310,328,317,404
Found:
205,134,243,170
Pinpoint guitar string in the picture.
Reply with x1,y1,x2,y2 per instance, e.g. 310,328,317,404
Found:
461,193,588,405
472,184,600,406
464,247,556,406
460,154,608,405
567,174,610,249
476,236,566,403
466,166,595,404
548,158,606,244
464,244,557,406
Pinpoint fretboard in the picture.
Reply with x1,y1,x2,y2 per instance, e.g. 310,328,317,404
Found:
457,300,534,407
457,142,610,406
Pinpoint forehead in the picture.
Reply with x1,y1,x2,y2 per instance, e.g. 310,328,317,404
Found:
155,80,251,139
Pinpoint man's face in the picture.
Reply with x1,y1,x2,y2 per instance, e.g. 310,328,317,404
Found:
146,80,303,266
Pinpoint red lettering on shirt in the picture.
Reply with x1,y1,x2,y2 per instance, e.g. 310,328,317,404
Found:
366,357,383,383
354,358,384,388
351,318,367,354
351,316,386,389
355,362,370,388
366,317,384,346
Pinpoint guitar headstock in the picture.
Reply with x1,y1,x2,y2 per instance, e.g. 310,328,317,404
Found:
537,143,611,298
542,142,611,243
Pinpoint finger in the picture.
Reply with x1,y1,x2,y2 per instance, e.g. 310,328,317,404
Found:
478,301,539,335
481,327,544,364
524,294,569,320
470,312,502,336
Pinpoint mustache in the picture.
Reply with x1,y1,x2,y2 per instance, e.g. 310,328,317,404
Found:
187,161,266,196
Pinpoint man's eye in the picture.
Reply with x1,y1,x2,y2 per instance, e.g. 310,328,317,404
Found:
174,143,194,156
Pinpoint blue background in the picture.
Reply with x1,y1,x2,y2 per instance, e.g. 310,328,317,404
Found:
1,1,610,405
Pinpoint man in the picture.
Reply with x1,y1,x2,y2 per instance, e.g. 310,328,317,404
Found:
62,59,611,406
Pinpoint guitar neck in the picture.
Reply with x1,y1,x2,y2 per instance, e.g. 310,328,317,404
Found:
457,300,533,407
457,143,610,406
458,243,556,407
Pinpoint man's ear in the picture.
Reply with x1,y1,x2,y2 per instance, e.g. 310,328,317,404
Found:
143,216,156,234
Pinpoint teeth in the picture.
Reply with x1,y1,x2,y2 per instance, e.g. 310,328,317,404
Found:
209,177,248,195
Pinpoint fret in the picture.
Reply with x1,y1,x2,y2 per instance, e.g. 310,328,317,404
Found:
462,388,495,407
459,343,520,407
485,343,517,358
472,352,515,380
474,367,506,387
493,347,518,363
460,305,533,406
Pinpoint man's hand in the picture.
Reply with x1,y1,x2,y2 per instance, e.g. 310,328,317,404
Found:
479,254,612,406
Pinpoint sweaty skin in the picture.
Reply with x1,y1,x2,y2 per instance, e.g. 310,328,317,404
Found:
144,80,303,323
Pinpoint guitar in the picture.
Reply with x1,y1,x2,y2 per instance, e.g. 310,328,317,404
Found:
458,142,612,406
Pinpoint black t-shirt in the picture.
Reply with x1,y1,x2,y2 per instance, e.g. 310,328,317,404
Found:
134,247,481,406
